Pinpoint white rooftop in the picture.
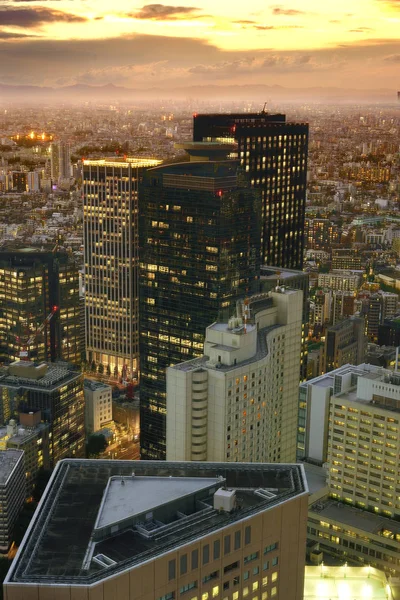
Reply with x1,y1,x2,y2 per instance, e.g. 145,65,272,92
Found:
95,476,221,531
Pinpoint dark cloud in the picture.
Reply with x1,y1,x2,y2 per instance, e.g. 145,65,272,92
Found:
0,33,398,90
0,29,40,38
0,7,87,27
130,4,201,20
272,6,308,15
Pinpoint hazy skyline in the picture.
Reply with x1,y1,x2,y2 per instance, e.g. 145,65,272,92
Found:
0,0,399,90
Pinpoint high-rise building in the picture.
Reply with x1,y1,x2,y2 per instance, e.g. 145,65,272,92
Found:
0,449,25,553
4,459,308,600
259,265,309,380
324,316,367,372
166,288,303,463
193,112,309,270
11,172,27,193
139,145,261,459
50,141,71,182
331,249,362,270
83,157,161,379
0,360,84,466
363,291,398,341
0,250,81,365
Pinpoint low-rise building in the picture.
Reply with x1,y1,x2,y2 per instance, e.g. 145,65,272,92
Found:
0,411,50,497
84,379,112,434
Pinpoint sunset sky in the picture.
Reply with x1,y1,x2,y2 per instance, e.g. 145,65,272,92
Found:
0,0,399,89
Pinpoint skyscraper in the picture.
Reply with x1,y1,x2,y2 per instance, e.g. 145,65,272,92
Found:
50,141,71,182
166,288,303,463
0,250,81,365
193,112,309,269
83,157,161,379
139,144,261,459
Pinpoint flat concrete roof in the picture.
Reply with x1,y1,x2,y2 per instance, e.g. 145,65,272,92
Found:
95,476,221,530
5,460,308,586
0,449,23,486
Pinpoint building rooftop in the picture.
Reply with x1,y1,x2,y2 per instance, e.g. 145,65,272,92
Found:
84,379,111,392
0,449,23,486
5,460,307,586
172,323,280,373
0,361,81,392
310,497,400,537
304,566,390,600
82,157,162,169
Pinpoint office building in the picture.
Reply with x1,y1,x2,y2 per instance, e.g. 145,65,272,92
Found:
167,288,302,463
193,112,308,270
0,249,81,365
84,379,113,434
317,270,362,292
378,315,400,347
324,317,366,372
4,459,308,600
259,265,309,380
0,411,50,497
331,291,357,324
0,449,25,552
27,171,40,192
139,145,261,459
331,249,362,270
83,157,161,379
363,291,398,341
0,360,84,465
305,219,339,252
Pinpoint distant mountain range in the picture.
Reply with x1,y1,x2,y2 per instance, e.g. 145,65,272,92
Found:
0,82,397,104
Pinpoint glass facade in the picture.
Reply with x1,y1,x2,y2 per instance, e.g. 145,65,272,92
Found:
193,113,309,270
0,251,81,365
139,160,261,459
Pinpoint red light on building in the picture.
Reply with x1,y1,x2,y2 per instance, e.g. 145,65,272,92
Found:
217,190,223,197
193,112,198,118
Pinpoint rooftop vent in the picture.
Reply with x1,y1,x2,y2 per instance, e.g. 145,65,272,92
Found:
213,488,236,513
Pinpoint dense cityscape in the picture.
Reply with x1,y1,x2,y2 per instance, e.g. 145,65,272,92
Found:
0,91,400,600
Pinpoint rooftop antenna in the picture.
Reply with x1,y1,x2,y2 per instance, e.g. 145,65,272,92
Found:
261,102,268,114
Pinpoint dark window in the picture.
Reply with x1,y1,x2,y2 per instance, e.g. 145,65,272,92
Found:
224,561,239,574
224,535,231,555
233,576,240,585
245,526,251,545
213,540,220,560
223,582,229,591
203,544,210,565
192,549,199,570
179,581,197,594
272,557,278,567
234,530,241,550
202,570,219,583
168,559,176,581
180,554,187,576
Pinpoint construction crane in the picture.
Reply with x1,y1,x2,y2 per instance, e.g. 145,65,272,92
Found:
16,306,59,360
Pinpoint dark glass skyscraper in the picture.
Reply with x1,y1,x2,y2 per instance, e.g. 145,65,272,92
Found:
0,250,81,365
193,112,309,270
139,146,261,459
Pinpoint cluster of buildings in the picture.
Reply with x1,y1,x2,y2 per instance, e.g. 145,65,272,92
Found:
0,102,400,598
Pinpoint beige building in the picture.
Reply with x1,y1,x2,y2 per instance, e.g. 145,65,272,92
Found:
317,270,362,292
4,460,308,600
83,157,161,379
166,288,303,464
84,379,113,434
